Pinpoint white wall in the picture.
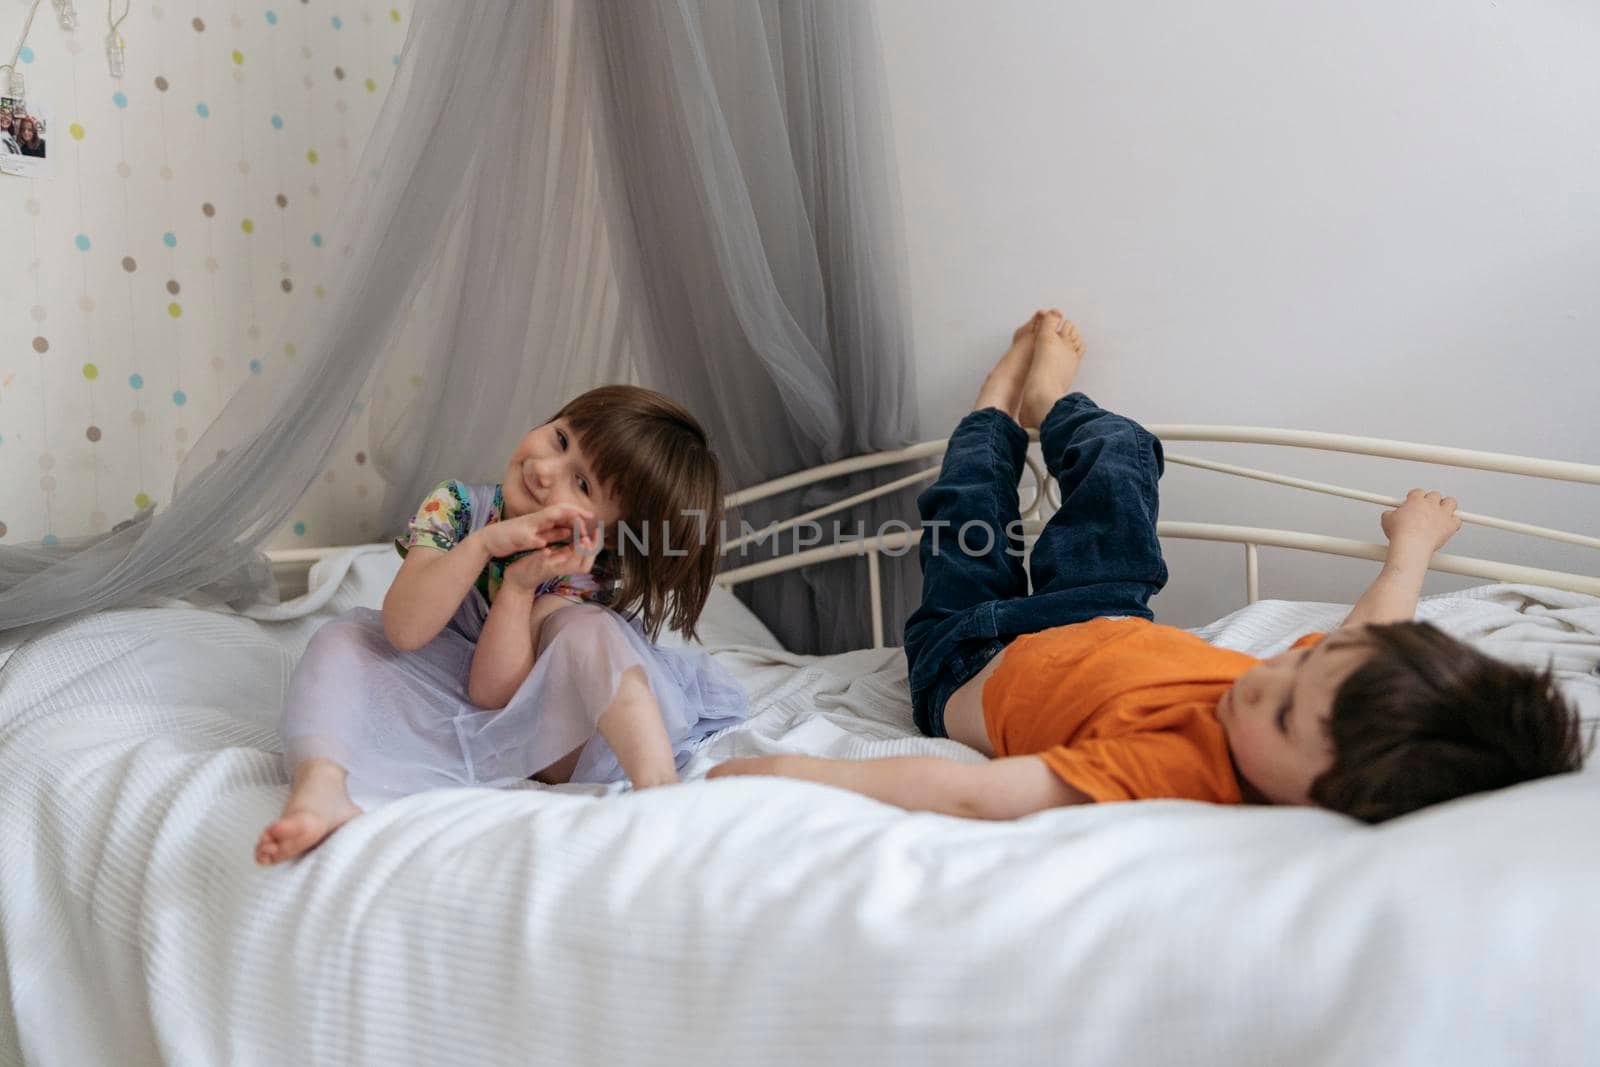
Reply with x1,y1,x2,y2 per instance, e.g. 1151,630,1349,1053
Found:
878,0,1600,627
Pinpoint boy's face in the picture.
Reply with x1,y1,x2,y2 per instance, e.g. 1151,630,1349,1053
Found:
503,418,623,533
1218,630,1373,805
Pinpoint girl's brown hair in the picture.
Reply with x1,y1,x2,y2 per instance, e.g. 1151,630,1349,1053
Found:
553,385,724,641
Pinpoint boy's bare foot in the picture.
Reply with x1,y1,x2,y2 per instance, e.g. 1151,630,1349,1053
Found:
973,311,1044,420
254,757,362,865
1019,309,1085,428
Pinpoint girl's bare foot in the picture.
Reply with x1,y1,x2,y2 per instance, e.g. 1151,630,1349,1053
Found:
973,311,1044,420
254,757,362,865
1019,309,1086,428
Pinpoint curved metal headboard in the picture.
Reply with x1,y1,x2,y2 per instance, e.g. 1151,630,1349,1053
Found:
715,425,1600,649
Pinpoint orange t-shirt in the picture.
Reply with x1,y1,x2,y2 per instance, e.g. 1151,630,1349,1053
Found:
983,617,1322,805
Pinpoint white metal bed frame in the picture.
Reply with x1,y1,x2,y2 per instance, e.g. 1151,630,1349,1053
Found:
713,425,1600,649
270,425,1600,649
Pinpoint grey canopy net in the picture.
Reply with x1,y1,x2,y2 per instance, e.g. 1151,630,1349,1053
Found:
0,0,920,654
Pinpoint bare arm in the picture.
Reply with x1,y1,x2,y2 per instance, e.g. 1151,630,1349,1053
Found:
466,528,604,709
467,592,575,709
1340,489,1462,629
707,754,1090,819
1339,548,1432,629
382,501,596,653
381,535,492,652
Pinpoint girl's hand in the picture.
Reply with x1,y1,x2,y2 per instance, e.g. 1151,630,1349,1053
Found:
1381,489,1462,553
474,503,595,560
501,523,602,594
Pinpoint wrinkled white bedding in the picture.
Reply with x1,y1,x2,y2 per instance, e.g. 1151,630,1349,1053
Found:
2,548,1597,1067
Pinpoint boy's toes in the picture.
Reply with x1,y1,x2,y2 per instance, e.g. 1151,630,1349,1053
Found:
1011,311,1042,345
1061,318,1085,355
1039,309,1086,356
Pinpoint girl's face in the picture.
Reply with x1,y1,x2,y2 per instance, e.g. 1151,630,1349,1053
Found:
503,418,624,532
18,119,36,142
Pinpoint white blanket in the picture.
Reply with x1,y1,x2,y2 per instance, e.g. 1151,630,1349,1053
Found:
2,551,1598,1066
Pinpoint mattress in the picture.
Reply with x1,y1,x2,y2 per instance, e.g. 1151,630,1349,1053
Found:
2,546,1598,1066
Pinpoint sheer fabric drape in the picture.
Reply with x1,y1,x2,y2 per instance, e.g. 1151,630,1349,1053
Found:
0,0,918,653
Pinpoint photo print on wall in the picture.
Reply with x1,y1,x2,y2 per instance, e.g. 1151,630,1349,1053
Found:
0,95,51,177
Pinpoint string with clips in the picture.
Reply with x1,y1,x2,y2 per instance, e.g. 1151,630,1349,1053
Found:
2,0,131,101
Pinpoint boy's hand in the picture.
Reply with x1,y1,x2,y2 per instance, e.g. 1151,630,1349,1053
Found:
501,523,602,594
473,503,595,560
706,755,803,781
1341,489,1461,629
1381,489,1462,554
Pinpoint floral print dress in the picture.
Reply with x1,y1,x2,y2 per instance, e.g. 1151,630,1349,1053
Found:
278,481,747,794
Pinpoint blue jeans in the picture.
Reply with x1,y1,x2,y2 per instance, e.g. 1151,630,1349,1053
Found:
903,393,1169,738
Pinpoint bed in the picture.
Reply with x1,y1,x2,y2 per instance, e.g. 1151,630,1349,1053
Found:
2,424,1597,1066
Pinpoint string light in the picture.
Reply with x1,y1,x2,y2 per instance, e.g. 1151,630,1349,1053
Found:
1,1,45,99
106,0,130,78
0,0,132,91
51,0,78,32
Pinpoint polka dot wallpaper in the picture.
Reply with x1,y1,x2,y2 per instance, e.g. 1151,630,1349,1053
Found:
0,0,413,550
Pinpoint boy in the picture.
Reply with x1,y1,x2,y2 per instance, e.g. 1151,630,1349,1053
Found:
710,310,1586,822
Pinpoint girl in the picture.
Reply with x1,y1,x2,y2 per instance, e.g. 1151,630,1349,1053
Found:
255,385,746,864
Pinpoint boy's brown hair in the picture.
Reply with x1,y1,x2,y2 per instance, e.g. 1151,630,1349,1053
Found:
1311,621,1587,823
554,386,723,642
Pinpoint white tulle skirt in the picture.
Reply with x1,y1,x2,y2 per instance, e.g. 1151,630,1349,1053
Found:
280,601,747,795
